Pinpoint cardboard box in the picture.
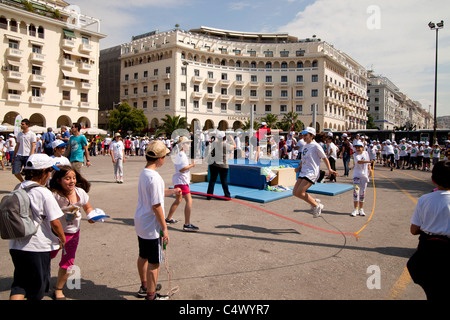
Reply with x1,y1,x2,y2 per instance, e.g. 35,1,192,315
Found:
270,167,297,187
191,172,208,183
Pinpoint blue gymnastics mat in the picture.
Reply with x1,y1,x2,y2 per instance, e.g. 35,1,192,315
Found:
307,183,354,196
188,182,353,203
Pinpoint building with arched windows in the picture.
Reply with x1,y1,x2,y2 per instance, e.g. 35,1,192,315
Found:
0,0,105,131
116,27,369,134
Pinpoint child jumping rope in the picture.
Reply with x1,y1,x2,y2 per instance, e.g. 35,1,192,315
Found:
166,136,198,232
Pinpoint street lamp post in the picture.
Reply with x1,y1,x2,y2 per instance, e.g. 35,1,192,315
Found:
428,20,444,145
182,61,189,130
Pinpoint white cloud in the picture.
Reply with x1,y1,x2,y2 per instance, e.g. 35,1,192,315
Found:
278,0,450,116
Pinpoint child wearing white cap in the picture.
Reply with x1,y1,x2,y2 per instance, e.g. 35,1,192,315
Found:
293,127,337,218
351,141,372,217
422,142,432,171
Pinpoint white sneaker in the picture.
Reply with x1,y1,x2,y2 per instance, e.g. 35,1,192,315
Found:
313,202,324,218
351,209,358,217
359,209,366,216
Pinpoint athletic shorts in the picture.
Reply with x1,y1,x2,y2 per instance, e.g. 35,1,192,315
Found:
298,175,315,185
174,184,190,195
138,236,164,264
10,249,51,300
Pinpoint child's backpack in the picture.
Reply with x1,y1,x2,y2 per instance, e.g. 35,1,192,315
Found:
0,184,44,240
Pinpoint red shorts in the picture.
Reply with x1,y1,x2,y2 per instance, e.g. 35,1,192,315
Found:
174,184,190,195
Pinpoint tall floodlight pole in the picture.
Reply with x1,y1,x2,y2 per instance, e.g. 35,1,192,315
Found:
428,20,444,145
182,61,189,130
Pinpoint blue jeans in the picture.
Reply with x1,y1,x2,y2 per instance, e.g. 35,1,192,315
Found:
343,152,350,176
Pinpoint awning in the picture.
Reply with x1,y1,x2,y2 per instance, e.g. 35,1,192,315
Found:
63,29,76,39
62,49,92,60
61,69,91,80
7,59,22,67
7,82,25,91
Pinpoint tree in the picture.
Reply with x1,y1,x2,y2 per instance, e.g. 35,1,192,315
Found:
366,113,377,129
108,102,148,135
260,113,278,129
242,120,259,131
154,114,186,138
277,112,304,132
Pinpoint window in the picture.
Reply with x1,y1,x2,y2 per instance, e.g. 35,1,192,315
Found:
311,89,318,97
250,90,257,97
264,51,273,57
312,75,318,82
235,104,242,112
265,90,272,97
250,62,256,68
265,62,272,69
296,75,303,82
194,69,200,76
236,74,242,81
281,90,288,97
207,102,213,110
32,66,41,75
134,72,138,79
207,87,213,94
143,71,148,78
280,105,287,112
166,67,171,74
153,100,158,109
221,88,227,95
297,61,303,68
193,100,199,110
32,45,42,54
165,83,170,90
265,105,271,112
296,105,303,112
8,40,19,49
165,99,170,107
153,84,158,91
251,75,257,82
280,50,289,57
221,103,227,111
63,91,70,100
81,93,88,102
281,62,288,68
143,86,148,93
296,90,303,97
82,36,89,45
133,87,138,94
181,83,186,91
154,69,158,76
221,73,227,80
143,101,148,109
124,74,129,81
296,50,305,57
265,75,272,83
235,89,242,96
133,102,138,108
281,75,288,82
194,85,199,92
208,71,214,79
32,87,41,97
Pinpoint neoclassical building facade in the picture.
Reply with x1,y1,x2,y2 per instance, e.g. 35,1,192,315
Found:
0,0,105,130
119,27,369,133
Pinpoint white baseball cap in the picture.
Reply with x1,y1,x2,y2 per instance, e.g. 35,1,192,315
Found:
52,139,67,149
301,127,316,136
24,154,60,171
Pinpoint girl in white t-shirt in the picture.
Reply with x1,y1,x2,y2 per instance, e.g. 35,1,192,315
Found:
351,141,372,217
293,128,337,218
49,165,94,299
166,137,198,232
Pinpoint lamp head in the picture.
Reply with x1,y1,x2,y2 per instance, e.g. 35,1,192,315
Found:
436,20,444,28
428,21,436,29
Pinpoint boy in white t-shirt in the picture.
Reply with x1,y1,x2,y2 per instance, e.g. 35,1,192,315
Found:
9,154,65,300
166,136,198,232
407,160,450,301
134,140,181,300
351,141,372,217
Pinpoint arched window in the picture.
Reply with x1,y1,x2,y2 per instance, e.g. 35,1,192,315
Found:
37,26,44,39
297,61,303,68
265,62,272,69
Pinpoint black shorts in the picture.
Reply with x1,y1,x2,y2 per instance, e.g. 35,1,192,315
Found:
9,249,51,300
138,236,164,264
298,175,315,185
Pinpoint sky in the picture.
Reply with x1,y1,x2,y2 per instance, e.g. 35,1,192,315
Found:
69,0,450,117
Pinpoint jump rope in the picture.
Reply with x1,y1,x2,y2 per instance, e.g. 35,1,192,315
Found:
162,164,377,298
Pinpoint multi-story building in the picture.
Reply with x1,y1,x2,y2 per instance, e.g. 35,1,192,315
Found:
117,27,369,133
367,72,432,130
0,0,105,129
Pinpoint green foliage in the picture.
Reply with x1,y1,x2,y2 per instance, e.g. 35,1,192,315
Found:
108,102,148,135
154,114,187,138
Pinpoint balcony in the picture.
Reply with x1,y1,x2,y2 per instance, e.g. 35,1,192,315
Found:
264,82,274,87
7,94,21,101
30,53,45,64
61,100,73,107
191,92,203,99
79,43,93,53
192,76,203,83
234,81,245,87
79,63,92,72
162,73,171,80
6,48,23,59
7,71,23,80
206,78,217,84
80,82,92,90
61,79,75,88
62,39,75,49
161,90,170,96
30,74,46,83
249,96,259,102
30,96,44,104
295,82,304,87
206,93,217,100
235,95,245,102
79,102,90,108
61,59,75,68
249,81,259,87
220,79,231,86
